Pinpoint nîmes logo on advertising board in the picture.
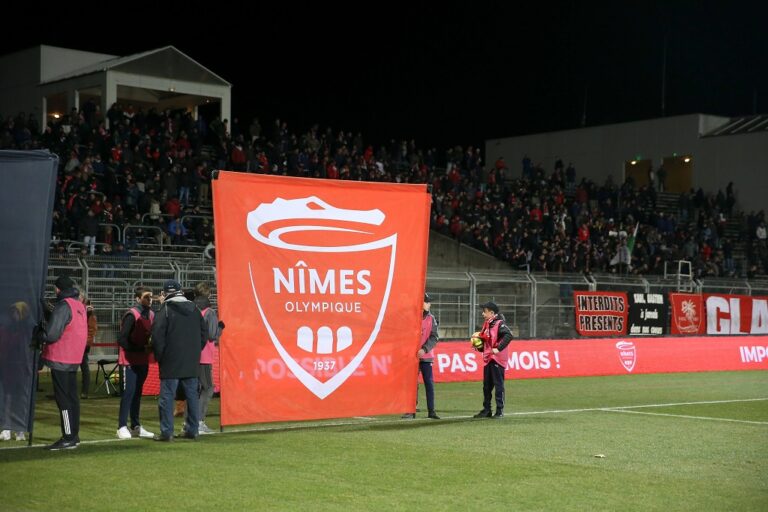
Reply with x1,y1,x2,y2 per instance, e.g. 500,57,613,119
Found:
615,341,637,372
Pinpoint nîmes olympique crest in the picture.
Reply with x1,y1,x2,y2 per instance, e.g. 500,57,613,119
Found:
247,196,396,399
615,341,637,372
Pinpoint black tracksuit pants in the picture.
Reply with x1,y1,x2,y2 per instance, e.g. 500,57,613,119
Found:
51,369,80,441
482,361,506,413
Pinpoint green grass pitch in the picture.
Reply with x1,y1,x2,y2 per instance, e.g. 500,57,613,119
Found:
1,371,766,511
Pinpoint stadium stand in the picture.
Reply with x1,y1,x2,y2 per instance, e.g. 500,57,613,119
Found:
0,105,759,281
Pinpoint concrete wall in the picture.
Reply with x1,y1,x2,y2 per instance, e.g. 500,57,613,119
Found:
485,114,767,212
427,231,510,272
0,47,40,119
696,132,768,214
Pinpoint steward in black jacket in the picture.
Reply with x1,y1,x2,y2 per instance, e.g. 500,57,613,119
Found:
151,295,207,379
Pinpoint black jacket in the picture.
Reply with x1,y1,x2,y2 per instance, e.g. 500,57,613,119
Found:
491,314,514,352
151,296,207,379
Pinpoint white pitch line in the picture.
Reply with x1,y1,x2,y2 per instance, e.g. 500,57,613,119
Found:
603,408,768,425
3,398,767,451
601,397,768,410
506,397,768,417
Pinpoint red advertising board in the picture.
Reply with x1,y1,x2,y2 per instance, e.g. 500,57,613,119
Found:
143,346,220,395
671,293,768,335
573,291,628,336
432,337,768,382
213,172,431,425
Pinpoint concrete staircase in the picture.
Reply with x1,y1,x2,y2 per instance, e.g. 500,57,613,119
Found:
653,192,749,275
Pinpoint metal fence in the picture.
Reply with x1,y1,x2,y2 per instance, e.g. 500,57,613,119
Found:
46,254,217,359
427,270,768,340
45,254,768,349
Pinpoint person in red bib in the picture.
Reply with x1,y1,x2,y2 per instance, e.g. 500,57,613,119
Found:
402,293,440,419
191,282,224,434
39,276,88,450
116,287,155,440
473,301,513,419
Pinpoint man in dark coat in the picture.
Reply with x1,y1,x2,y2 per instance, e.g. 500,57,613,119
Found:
151,280,207,441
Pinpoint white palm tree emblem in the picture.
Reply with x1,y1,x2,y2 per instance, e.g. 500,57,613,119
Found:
681,300,697,322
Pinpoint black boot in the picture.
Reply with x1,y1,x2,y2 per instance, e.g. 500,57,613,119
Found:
474,410,492,418
428,410,441,420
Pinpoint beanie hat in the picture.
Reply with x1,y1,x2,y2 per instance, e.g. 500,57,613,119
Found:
55,275,75,290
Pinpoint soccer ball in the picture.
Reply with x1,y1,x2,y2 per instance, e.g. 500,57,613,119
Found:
109,370,121,385
470,336,484,350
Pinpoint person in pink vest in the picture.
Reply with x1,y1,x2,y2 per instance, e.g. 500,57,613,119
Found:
402,293,440,420
190,282,224,434
115,287,155,440
473,301,513,419
38,276,88,450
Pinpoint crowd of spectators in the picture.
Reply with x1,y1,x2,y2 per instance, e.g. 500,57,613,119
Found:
0,105,761,278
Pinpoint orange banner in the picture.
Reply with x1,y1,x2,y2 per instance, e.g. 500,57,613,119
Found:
212,172,431,425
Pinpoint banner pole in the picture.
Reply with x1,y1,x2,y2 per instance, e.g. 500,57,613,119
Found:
26,348,40,447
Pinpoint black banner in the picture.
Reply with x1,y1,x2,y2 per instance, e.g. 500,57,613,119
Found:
0,150,58,435
627,292,667,336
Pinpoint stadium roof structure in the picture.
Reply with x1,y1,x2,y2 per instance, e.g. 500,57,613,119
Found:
701,114,768,137
0,44,232,129
11,44,235,128
40,46,230,87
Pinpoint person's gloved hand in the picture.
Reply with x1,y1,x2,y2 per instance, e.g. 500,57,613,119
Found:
30,323,47,349
40,298,55,322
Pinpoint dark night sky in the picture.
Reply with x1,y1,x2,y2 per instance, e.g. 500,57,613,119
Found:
5,1,767,150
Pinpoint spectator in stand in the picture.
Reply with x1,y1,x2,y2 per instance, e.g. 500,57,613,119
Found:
565,162,576,192
178,167,191,206
79,209,99,255
230,139,247,171
657,165,667,192
757,221,767,247
114,242,131,260
6,101,750,277
164,195,182,218
168,217,188,245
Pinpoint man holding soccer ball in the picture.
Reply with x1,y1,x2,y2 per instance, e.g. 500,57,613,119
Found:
472,302,513,419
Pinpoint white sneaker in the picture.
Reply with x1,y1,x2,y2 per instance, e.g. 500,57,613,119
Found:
0,430,10,441
116,426,132,440
131,425,155,439
198,421,214,434
15,432,26,441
